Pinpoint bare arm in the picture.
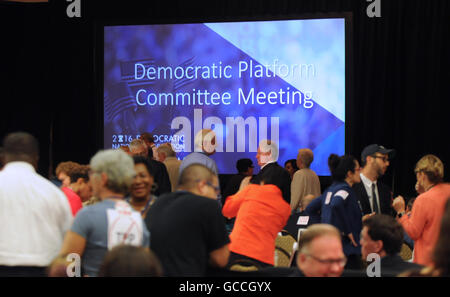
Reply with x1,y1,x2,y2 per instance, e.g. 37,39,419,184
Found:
209,244,230,268
59,231,87,257
48,231,86,277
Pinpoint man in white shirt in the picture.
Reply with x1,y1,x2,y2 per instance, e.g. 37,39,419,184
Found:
0,132,73,276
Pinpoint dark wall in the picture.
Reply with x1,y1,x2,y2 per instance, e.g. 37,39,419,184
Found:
1,0,449,198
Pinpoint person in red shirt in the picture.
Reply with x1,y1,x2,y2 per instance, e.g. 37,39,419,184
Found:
55,161,80,188
393,154,450,267
223,165,291,268
61,164,92,216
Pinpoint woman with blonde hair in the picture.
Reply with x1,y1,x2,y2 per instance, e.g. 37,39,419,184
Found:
393,154,450,267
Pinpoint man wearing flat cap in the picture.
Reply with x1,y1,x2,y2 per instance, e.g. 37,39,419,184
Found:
353,144,396,217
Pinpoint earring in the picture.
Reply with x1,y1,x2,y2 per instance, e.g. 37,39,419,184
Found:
151,183,158,194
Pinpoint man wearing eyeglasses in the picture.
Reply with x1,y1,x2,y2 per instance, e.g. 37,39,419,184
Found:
145,163,230,276
353,144,396,217
294,224,346,277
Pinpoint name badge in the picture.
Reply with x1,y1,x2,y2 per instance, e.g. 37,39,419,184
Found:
107,201,144,250
297,216,309,225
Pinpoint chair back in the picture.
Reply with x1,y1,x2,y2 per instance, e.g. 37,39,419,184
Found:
399,243,413,261
275,232,297,267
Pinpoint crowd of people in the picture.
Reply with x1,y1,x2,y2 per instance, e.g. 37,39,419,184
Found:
0,130,449,277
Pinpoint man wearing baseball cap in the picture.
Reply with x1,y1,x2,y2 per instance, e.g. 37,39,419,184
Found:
353,144,396,216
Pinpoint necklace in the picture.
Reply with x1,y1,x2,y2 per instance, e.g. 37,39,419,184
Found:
105,196,124,201
425,184,437,192
126,196,153,215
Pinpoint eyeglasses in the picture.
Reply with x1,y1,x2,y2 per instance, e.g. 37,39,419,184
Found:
206,181,220,195
371,155,389,162
195,179,220,196
304,254,347,267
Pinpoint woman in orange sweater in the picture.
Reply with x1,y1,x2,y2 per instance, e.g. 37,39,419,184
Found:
222,165,291,268
393,155,450,267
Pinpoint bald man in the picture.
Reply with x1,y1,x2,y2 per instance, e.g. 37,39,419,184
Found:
290,149,321,211
145,164,229,276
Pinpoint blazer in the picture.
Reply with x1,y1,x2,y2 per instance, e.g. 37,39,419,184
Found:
353,181,394,216
379,254,423,276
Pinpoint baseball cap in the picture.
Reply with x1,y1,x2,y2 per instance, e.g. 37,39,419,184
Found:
236,158,254,173
361,144,396,163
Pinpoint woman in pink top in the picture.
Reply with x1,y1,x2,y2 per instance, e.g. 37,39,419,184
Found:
393,155,450,266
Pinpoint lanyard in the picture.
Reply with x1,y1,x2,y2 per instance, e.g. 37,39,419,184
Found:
126,196,153,216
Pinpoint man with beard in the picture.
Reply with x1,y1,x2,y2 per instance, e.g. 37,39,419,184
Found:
353,144,396,216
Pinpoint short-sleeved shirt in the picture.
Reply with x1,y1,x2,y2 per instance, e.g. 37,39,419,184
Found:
61,187,83,216
71,199,150,277
0,162,73,267
145,191,229,276
179,152,219,176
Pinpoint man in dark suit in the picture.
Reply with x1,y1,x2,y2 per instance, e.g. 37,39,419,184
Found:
250,139,291,204
360,214,422,276
353,144,395,216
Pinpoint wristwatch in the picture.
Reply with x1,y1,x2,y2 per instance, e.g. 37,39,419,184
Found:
397,211,405,218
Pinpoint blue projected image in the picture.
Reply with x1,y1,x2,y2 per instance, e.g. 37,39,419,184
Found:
104,19,345,175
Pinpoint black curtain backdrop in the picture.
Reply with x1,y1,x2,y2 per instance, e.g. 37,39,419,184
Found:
1,0,449,198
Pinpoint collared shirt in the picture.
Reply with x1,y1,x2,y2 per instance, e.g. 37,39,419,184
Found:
0,162,73,267
360,173,381,213
179,152,219,176
259,160,276,171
